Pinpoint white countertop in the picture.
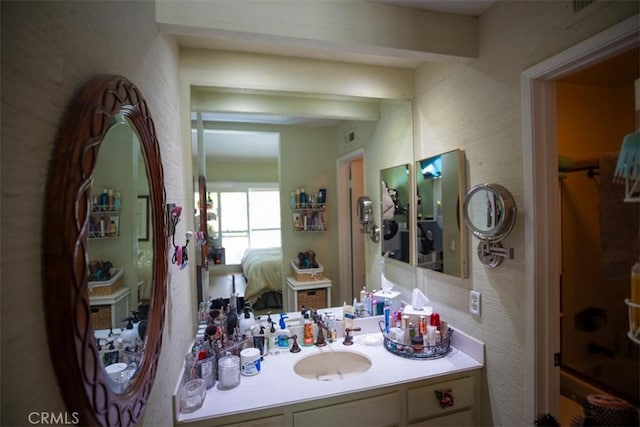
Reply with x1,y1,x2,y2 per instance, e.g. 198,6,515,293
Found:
174,317,484,425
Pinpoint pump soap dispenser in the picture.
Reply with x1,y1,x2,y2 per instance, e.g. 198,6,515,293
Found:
120,317,138,350
277,314,290,349
239,307,256,338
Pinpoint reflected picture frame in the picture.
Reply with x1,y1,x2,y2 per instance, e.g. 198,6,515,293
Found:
137,195,149,241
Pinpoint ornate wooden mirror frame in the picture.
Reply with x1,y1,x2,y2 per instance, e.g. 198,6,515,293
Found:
43,75,168,426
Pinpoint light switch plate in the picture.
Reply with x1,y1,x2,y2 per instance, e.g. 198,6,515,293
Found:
469,290,481,316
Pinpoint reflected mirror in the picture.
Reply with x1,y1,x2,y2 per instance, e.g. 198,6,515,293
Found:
89,115,151,393
415,149,467,278
381,164,411,263
43,75,168,427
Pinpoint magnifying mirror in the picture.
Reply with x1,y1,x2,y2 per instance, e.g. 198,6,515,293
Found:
463,183,517,268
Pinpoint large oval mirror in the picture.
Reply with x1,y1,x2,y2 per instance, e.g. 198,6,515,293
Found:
415,149,467,278
380,164,411,263
43,75,167,426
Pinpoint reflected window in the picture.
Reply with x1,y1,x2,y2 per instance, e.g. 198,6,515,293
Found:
199,185,281,263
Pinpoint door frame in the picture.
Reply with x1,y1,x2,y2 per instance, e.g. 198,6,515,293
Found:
521,14,639,420
337,148,365,305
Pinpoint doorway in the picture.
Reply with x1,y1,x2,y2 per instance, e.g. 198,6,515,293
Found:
522,15,639,422
556,49,639,414
337,148,365,304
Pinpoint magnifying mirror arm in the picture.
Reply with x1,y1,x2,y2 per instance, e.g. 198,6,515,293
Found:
476,240,514,269
479,241,514,259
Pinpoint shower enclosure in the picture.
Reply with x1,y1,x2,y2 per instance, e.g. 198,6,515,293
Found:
559,161,639,408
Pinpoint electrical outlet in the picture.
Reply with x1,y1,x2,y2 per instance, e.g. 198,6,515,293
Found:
469,290,481,316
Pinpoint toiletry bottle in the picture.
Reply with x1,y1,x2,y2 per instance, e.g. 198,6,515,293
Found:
100,188,108,208
343,303,355,333
108,189,114,210
113,192,121,211
120,317,138,350
290,192,296,209
99,214,106,237
302,312,314,346
430,312,440,327
295,189,300,208
268,316,277,355
383,301,391,334
239,307,256,338
277,314,290,349
300,306,307,328
418,316,427,337
299,188,307,207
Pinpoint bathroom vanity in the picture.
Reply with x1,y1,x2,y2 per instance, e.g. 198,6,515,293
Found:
173,316,484,426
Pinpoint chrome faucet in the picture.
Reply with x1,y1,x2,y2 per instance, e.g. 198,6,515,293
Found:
311,309,331,347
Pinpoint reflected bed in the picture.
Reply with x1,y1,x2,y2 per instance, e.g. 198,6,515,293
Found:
240,247,283,309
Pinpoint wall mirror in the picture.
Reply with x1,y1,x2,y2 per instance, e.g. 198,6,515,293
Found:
415,149,468,278
43,75,168,426
463,183,516,268
380,164,411,263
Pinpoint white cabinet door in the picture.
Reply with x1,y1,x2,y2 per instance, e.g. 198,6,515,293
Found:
293,392,400,426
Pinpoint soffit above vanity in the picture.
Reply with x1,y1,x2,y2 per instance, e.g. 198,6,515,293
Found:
157,0,479,68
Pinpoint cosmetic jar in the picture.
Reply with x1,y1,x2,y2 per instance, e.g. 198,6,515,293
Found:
180,379,206,413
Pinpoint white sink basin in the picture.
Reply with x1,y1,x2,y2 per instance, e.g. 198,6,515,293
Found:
294,350,372,381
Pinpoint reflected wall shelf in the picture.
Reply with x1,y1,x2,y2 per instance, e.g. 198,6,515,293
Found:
292,206,327,232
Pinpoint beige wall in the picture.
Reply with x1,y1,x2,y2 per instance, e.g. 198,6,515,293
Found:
2,1,638,426
0,2,193,426
413,2,638,425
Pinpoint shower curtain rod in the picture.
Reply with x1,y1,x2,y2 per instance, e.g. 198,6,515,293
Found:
559,157,599,173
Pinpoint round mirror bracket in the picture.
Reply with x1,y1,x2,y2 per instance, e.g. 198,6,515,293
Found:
464,183,517,268
370,225,381,243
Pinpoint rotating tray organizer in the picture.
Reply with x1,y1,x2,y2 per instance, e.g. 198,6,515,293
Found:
379,320,453,360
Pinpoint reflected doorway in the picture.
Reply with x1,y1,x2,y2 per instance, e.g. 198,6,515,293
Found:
338,149,365,303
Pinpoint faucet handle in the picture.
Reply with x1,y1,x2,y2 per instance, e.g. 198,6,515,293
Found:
343,327,361,346
290,334,301,353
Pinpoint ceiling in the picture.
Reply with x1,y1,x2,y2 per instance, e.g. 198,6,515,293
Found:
189,0,640,160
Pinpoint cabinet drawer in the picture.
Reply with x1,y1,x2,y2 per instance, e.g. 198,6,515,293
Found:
231,415,285,427
407,377,474,421
409,409,472,426
294,391,400,426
